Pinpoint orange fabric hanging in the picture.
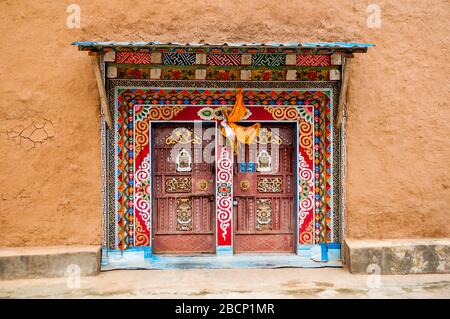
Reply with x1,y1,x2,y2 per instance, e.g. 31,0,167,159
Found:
220,89,261,152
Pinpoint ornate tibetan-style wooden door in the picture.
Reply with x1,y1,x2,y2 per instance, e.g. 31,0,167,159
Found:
233,124,295,253
152,124,215,253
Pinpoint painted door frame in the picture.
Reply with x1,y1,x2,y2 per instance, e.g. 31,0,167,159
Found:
101,82,342,269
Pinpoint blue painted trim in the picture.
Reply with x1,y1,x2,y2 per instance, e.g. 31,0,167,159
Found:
101,251,343,270
296,243,341,262
73,41,375,49
327,242,341,249
101,247,109,267
102,246,152,266
216,246,233,256
102,244,342,270
320,243,328,262
106,246,152,255
328,245,341,261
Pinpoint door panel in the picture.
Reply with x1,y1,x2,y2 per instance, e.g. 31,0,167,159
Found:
233,124,295,253
152,124,215,253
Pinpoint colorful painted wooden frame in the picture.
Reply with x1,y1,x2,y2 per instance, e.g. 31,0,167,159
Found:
105,81,339,260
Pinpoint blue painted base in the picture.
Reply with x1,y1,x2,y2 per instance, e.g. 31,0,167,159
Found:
216,246,233,257
297,243,341,262
101,244,342,270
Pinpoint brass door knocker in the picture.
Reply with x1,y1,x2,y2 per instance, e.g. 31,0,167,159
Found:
240,180,250,191
199,180,208,191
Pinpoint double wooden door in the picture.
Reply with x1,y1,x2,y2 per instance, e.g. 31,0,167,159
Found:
152,123,295,254
152,124,215,253
233,124,295,253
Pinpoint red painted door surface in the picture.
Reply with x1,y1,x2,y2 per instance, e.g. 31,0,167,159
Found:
233,124,295,253
152,124,215,253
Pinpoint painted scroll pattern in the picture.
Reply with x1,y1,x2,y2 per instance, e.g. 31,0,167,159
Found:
216,146,233,246
134,153,151,245
132,101,186,246
263,106,298,121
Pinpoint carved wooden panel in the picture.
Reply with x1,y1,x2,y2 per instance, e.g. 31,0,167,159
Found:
165,177,192,193
256,199,272,231
257,177,283,193
176,198,193,231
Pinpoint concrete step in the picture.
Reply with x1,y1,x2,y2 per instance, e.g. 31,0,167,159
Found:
344,238,450,274
0,246,101,280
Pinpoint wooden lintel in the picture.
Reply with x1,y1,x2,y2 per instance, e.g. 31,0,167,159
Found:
341,53,355,58
91,55,112,129
336,58,351,128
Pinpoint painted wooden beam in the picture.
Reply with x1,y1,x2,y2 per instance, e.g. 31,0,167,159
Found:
91,55,112,129
336,58,351,127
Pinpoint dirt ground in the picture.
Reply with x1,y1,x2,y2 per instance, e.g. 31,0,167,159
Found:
1,268,449,299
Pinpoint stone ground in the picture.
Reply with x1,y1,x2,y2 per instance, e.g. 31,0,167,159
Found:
1,268,449,299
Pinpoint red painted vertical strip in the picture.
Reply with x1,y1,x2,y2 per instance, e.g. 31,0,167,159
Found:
133,117,151,246
297,106,314,244
325,98,333,242
216,146,233,246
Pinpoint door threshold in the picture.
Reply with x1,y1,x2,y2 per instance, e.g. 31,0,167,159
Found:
234,252,297,255
152,253,217,257
102,249,342,270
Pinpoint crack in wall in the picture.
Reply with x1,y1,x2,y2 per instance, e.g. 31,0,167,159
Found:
5,118,55,150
